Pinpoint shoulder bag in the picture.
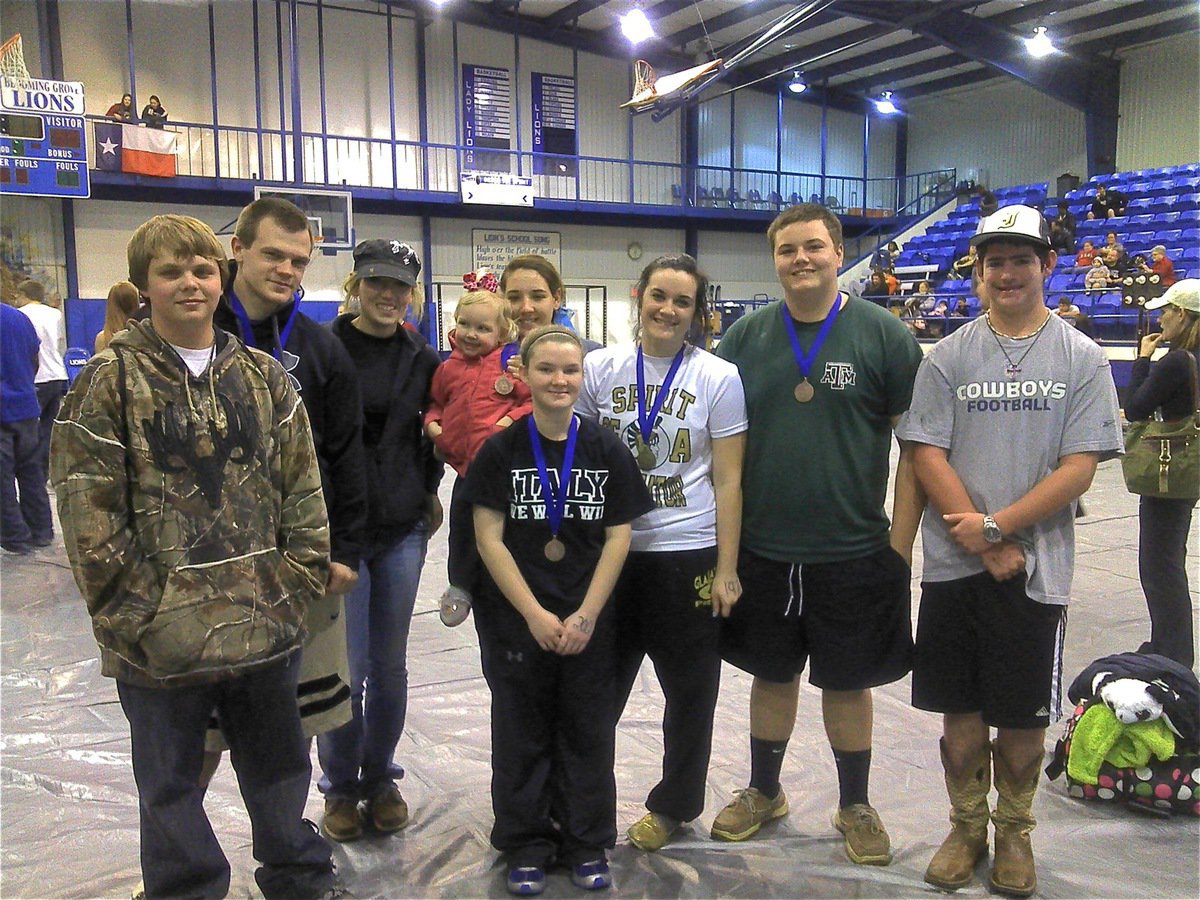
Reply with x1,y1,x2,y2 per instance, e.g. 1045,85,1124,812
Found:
1122,350,1200,500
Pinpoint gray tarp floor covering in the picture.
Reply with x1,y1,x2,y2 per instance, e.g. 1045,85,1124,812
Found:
2,454,1197,898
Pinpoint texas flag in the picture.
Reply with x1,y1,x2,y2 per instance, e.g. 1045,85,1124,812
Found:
94,121,177,177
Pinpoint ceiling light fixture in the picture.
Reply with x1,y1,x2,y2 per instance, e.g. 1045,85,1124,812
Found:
621,7,655,45
1024,25,1057,58
873,90,899,115
787,71,807,94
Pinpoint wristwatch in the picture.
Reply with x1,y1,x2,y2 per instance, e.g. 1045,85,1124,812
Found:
982,515,1003,544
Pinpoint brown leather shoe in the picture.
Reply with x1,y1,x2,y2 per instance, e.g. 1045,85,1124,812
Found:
989,741,1042,898
366,783,409,833
925,740,991,891
322,797,363,842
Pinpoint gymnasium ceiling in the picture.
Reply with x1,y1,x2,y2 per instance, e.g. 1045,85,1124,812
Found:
392,0,1199,113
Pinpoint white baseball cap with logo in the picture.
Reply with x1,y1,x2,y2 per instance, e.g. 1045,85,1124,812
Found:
1145,278,1200,314
970,205,1053,250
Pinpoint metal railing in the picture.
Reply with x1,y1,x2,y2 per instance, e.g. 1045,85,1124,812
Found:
85,116,952,217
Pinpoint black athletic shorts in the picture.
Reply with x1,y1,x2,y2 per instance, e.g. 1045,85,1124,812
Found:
912,571,1066,730
719,545,913,689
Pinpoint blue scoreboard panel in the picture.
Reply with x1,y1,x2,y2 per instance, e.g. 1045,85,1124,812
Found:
0,78,89,199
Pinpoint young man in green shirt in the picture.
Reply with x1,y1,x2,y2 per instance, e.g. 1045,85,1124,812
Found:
713,203,924,865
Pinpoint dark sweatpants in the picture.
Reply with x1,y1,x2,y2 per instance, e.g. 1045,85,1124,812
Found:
475,594,617,868
446,476,482,594
117,654,334,900
614,547,721,823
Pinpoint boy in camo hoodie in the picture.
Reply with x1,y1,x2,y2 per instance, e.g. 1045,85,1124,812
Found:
50,215,337,899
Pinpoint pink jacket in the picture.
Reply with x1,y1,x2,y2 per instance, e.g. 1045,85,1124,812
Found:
425,342,532,476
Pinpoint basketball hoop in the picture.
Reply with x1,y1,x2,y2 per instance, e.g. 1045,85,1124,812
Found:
633,59,656,100
0,33,31,81
622,57,722,112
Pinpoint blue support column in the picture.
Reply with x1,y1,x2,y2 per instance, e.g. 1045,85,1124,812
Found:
819,84,828,204
288,0,304,184
252,0,265,180
862,101,870,213
316,0,329,185
125,0,136,104
894,116,908,212
421,214,436,344
62,199,79,304
207,2,221,178
776,88,783,202
683,104,698,206
36,0,64,80
275,0,288,180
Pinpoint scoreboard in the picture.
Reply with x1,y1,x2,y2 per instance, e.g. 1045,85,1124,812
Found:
0,76,89,198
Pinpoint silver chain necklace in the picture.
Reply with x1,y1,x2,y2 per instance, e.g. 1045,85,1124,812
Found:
985,310,1052,379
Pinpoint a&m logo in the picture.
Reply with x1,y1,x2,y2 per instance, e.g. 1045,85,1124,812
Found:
820,361,856,391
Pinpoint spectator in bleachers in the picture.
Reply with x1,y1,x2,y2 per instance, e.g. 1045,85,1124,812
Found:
862,270,891,305
1087,183,1127,219
105,93,134,122
1074,239,1098,270
1048,220,1073,255
1054,297,1081,322
140,94,168,128
1100,231,1128,272
883,267,899,295
1084,256,1117,293
1138,245,1178,287
976,186,998,217
950,246,977,280
951,298,970,317
1050,202,1077,241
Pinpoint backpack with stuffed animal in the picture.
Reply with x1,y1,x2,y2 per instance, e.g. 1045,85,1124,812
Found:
1048,701,1200,816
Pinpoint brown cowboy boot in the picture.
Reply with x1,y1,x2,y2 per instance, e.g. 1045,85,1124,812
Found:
989,741,1043,898
925,739,991,891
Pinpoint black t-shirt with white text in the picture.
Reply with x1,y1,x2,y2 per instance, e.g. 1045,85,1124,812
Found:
464,414,654,617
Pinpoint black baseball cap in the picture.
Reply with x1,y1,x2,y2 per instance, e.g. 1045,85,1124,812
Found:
352,239,421,286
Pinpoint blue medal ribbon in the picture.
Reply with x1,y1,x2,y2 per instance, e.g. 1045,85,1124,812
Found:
780,295,843,383
636,345,686,446
500,341,521,371
227,289,301,362
527,414,578,540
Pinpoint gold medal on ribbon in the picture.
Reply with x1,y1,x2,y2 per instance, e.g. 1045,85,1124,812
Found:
636,440,656,470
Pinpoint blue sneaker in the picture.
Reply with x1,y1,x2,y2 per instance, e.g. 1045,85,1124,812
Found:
507,866,545,895
571,859,612,890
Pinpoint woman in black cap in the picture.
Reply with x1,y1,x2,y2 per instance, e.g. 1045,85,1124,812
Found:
317,239,443,843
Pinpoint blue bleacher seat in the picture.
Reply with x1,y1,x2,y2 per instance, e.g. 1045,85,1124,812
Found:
768,191,783,208
695,186,710,203
1157,229,1183,244
1127,230,1154,247
1129,214,1155,226
709,186,725,201
1048,273,1075,292
1177,209,1200,223
1176,193,1200,211
671,183,682,200
1180,227,1199,242
1152,212,1180,225
1125,197,1153,214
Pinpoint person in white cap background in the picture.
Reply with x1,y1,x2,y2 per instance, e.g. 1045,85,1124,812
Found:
896,204,1123,897
1125,278,1200,669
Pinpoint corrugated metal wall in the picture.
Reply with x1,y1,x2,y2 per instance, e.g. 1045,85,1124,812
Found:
905,78,1087,190
1115,32,1200,171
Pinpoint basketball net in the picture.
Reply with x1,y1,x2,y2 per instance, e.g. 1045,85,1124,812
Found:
632,59,657,103
0,33,31,81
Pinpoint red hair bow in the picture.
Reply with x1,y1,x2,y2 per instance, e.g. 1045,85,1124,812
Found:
463,271,499,293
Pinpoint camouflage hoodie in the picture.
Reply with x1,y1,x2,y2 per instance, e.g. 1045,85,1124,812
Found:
50,320,330,688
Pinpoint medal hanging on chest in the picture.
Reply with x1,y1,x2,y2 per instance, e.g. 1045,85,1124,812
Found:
635,345,685,470
780,297,842,404
527,414,579,562
496,341,520,395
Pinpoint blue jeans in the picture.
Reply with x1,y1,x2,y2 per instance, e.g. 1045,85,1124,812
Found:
117,655,334,899
318,525,428,800
0,417,53,550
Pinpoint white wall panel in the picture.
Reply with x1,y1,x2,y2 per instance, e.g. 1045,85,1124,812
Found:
905,78,1086,190
734,92,778,173
59,0,131,114
698,95,731,169
577,52,627,161
1116,32,1200,171
130,1,212,126
695,230,781,301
